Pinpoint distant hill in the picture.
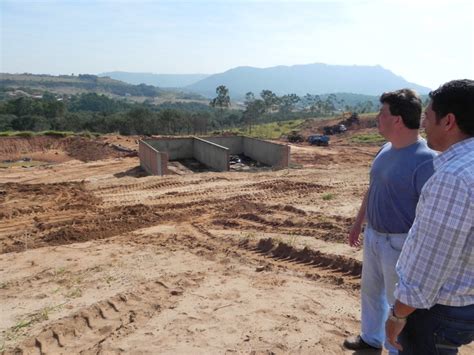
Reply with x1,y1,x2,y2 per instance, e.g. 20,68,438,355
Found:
99,71,210,88
0,73,164,97
185,63,431,98
0,73,206,102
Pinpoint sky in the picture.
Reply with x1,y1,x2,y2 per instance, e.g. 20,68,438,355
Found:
1,0,473,89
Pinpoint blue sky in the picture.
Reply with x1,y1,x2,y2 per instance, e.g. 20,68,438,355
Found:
1,0,473,89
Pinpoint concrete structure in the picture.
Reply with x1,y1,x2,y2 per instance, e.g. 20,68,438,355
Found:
139,136,290,176
138,140,168,175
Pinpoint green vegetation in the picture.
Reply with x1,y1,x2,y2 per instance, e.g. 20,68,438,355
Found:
351,132,386,144
232,119,305,139
2,304,65,345
0,160,46,169
322,193,336,201
1,79,379,136
0,73,165,98
0,130,95,137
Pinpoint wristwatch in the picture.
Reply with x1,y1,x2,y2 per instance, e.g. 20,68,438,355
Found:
388,305,407,323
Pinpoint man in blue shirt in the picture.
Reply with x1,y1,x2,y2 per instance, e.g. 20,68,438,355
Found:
344,89,437,354
386,79,474,354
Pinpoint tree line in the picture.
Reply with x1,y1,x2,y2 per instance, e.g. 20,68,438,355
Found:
0,87,378,135
209,85,377,132
0,92,242,135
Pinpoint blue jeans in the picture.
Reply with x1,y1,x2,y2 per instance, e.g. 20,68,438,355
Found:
361,225,407,355
400,304,474,354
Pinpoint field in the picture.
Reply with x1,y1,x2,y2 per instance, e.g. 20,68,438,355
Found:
0,125,472,354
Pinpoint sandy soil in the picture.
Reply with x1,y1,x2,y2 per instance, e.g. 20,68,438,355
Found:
0,132,472,354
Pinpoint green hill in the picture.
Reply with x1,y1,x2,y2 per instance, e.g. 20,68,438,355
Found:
0,73,205,103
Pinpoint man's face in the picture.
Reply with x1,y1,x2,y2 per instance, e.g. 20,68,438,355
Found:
377,103,397,138
422,102,443,150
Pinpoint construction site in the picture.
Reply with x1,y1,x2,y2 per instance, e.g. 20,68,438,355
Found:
0,121,472,354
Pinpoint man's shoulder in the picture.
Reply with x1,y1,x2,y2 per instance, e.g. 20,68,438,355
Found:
413,139,437,158
439,152,474,184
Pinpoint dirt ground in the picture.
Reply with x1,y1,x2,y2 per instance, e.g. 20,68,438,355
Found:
0,130,472,354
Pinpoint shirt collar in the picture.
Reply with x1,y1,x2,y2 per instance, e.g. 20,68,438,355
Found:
434,137,474,170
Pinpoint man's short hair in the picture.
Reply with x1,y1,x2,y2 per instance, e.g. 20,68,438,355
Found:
429,79,474,137
380,89,422,129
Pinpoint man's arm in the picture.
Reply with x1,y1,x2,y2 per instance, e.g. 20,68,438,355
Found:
386,172,472,349
348,188,369,247
385,300,416,351
395,172,471,308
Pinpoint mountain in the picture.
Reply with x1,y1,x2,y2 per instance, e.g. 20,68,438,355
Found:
185,63,431,98
99,71,209,88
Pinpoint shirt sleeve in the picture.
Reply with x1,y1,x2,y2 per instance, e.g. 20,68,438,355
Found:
395,171,473,308
412,159,435,197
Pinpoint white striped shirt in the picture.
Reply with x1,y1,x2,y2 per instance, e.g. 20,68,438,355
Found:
395,137,474,308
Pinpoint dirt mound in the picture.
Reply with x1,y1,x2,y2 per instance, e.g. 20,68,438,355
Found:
0,135,135,162
255,238,362,277
0,182,99,219
300,114,377,136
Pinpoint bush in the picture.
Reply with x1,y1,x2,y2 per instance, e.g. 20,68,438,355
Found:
42,130,74,137
13,131,35,137
322,193,335,201
77,131,100,138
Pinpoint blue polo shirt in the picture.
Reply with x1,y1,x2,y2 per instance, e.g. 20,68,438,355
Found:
367,139,437,233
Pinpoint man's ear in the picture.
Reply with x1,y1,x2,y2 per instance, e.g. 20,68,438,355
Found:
395,115,403,127
444,113,457,131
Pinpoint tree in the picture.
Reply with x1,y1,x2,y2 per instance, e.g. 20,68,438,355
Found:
127,108,153,135
260,90,279,112
0,114,16,131
243,99,265,133
302,94,322,115
192,112,210,135
209,85,230,110
278,94,300,115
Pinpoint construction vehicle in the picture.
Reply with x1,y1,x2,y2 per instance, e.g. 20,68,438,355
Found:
287,130,304,143
308,134,330,146
323,124,346,135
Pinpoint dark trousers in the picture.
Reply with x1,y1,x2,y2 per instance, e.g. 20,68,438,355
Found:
400,303,474,355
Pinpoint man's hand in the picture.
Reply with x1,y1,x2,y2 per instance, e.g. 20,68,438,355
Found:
348,223,362,247
385,318,405,351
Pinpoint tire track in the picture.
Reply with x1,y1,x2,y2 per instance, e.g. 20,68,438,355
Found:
5,278,194,355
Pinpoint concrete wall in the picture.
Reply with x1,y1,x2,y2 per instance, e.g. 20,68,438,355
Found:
146,137,193,160
193,138,229,172
139,140,168,175
139,136,290,175
205,136,243,154
242,137,290,168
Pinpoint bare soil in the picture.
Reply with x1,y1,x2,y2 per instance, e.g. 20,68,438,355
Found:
0,130,471,354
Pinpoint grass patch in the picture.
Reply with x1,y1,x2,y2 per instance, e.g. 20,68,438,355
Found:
2,304,65,344
12,131,35,137
77,130,101,138
0,130,101,138
351,133,385,144
231,119,305,139
42,130,75,137
0,160,45,168
322,193,336,201
65,287,83,299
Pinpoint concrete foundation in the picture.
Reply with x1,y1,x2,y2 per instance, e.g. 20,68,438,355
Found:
138,140,168,175
242,137,290,168
193,138,229,172
139,136,290,176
